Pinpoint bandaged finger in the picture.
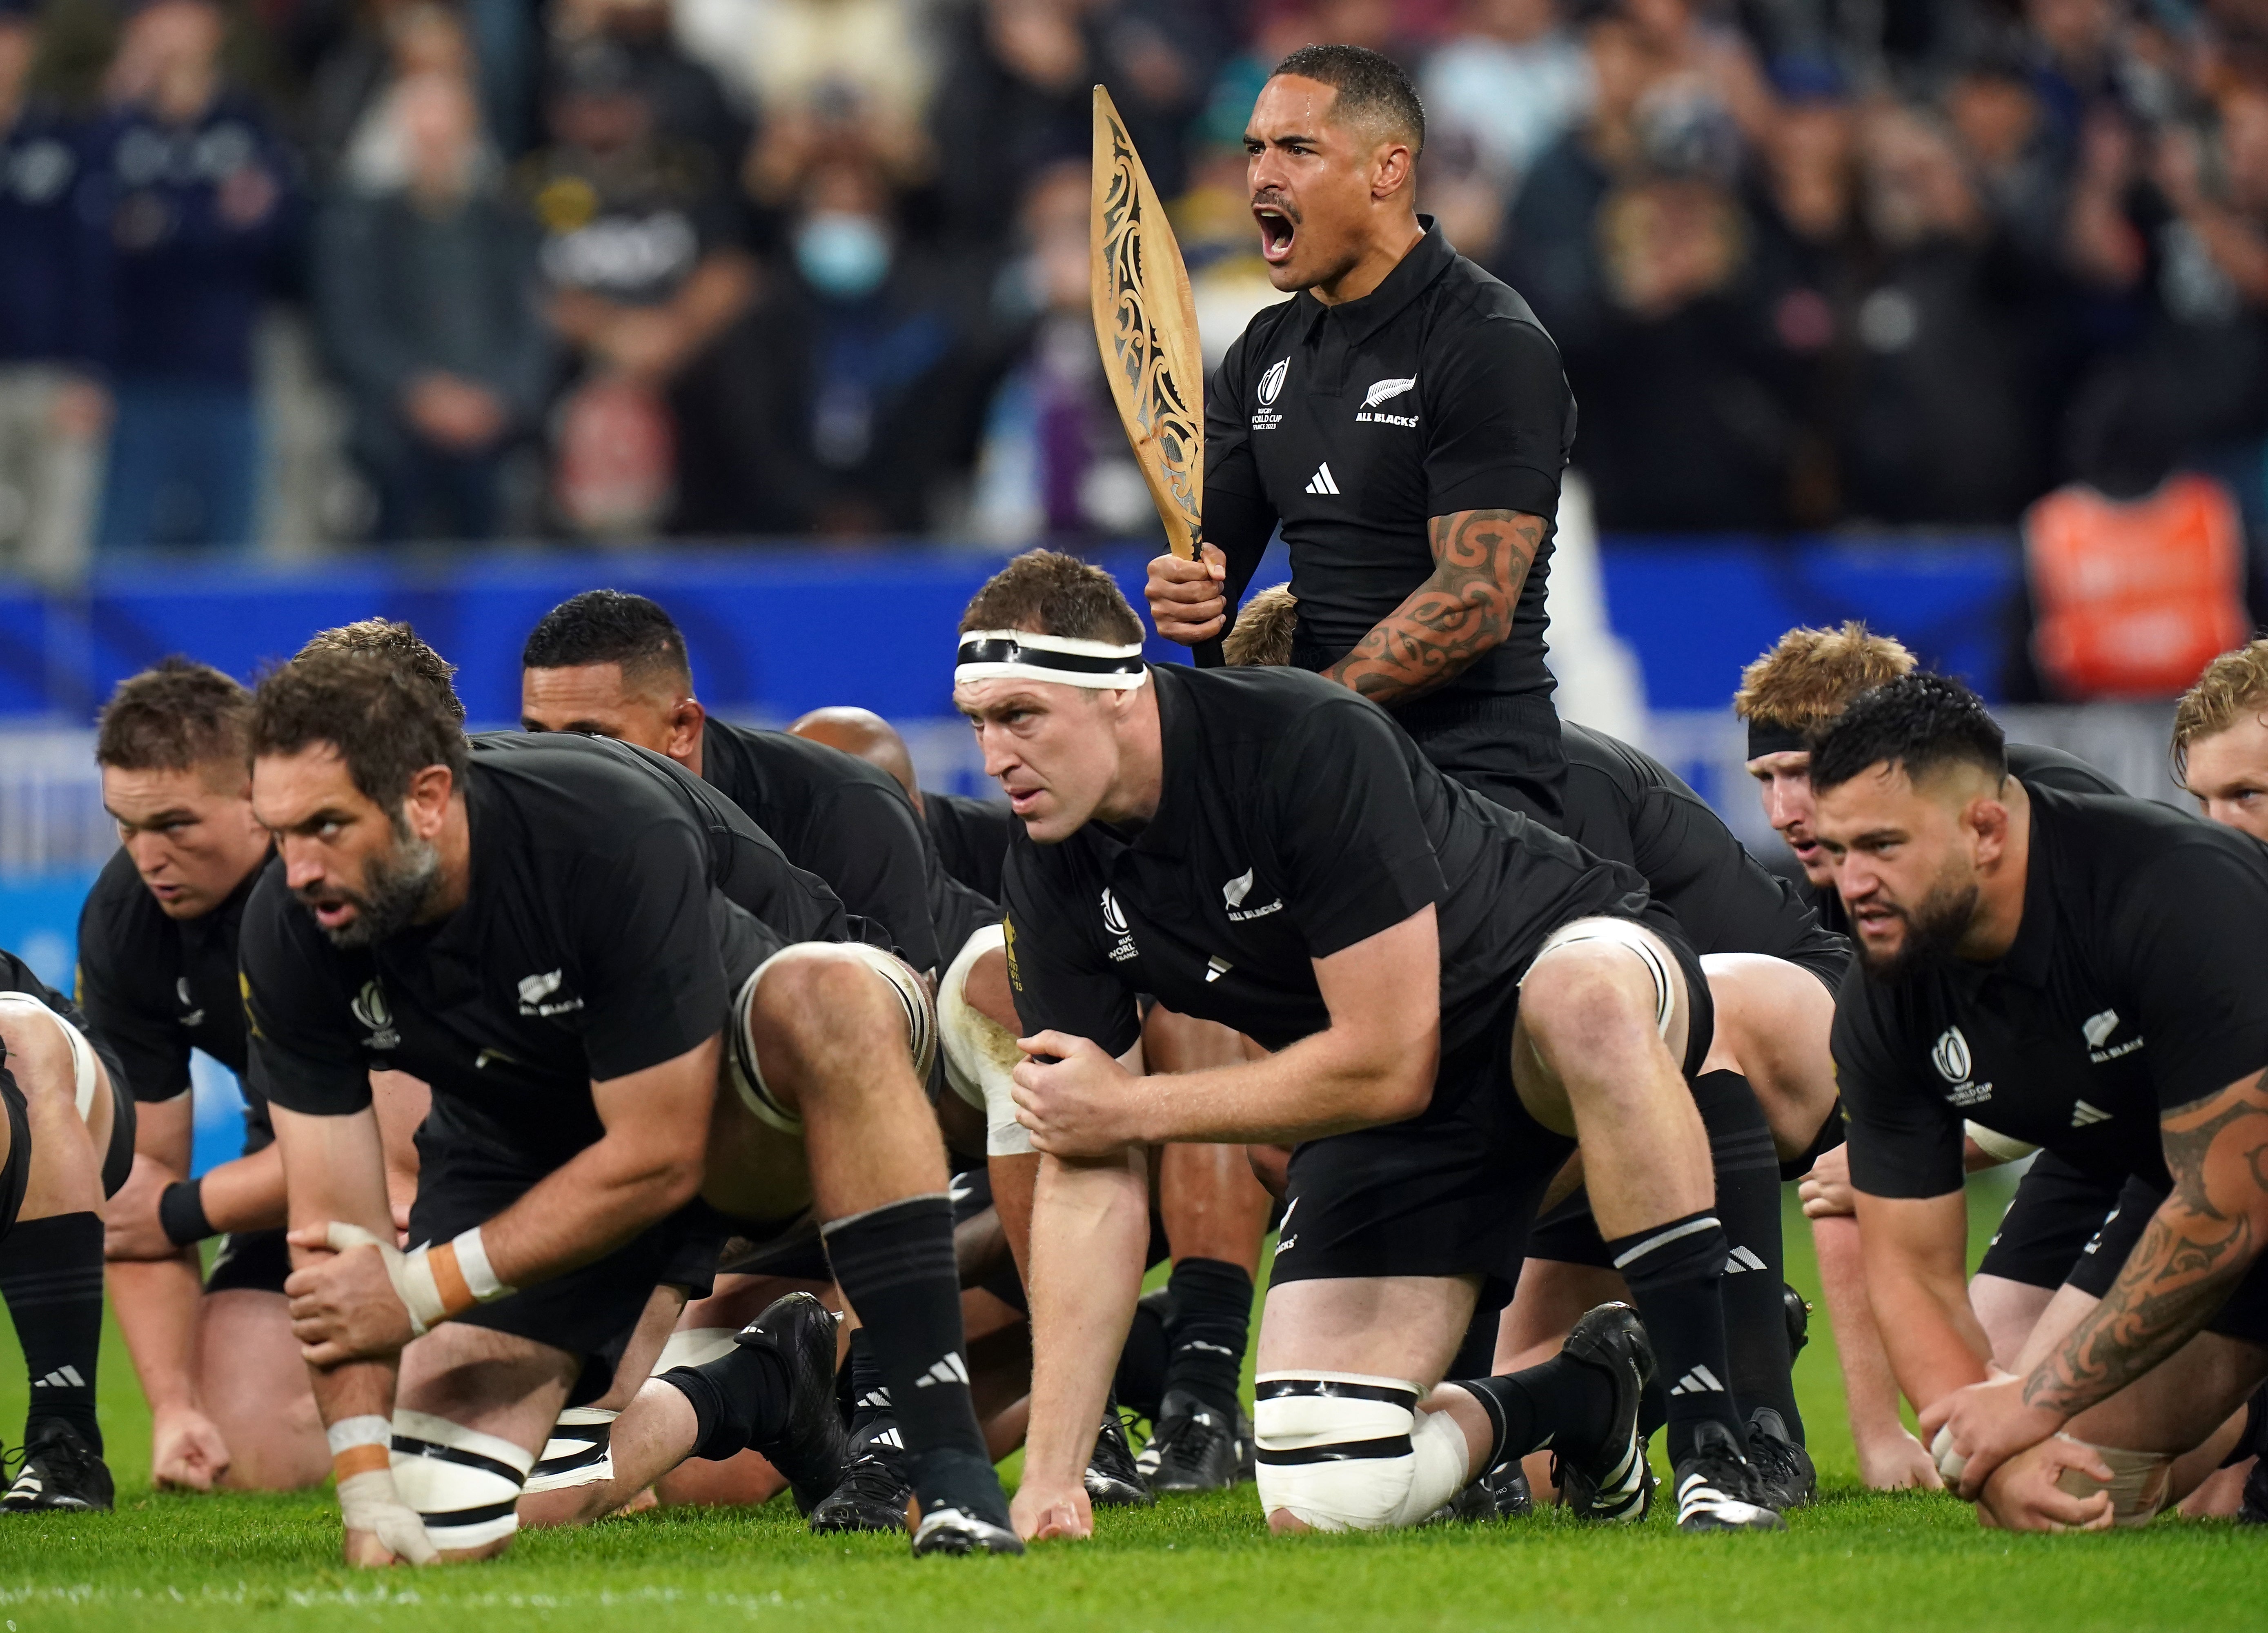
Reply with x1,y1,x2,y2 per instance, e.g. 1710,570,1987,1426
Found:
329,1415,438,1564
1930,1424,1967,1484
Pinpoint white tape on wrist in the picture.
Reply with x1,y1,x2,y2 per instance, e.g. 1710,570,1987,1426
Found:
321,1221,513,1338
450,1226,514,1303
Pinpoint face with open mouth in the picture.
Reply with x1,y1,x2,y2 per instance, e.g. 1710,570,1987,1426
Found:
1243,74,1382,293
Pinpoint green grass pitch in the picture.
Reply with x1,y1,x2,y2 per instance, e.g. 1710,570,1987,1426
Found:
0,1184,2257,1632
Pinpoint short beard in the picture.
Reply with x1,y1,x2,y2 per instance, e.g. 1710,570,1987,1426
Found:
1856,877,1979,985
304,818,441,949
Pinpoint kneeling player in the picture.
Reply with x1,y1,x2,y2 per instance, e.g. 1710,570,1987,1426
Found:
0,944,133,1511
248,650,1017,1562
956,552,1783,1538
1814,675,2268,1530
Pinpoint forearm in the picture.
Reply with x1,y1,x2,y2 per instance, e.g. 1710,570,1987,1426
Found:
1859,1229,1992,1411
108,1254,207,1414
475,1136,698,1290
1024,1149,1149,1492
1812,1215,1908,1436
199,1144,288,1235
1126,1026,1431,1146
1320,509,1539,706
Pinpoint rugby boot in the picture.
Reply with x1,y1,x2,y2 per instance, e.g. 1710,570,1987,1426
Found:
2,1423,113,1513
1136,1388,1251,1494
910,1502,1025,1556
1427,1459,1535,1525
1745,1408,1816,1510
1783,1284,1812,1363
1554,1302,1656,1523
810,1442,915,1534
2240,1456,2268,1525
734,1293,850,1515
1674,1419,1785,1532
1084,1397,1152,1508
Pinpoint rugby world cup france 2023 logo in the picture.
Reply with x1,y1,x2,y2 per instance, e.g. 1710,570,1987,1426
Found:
1931,1025,1991,1107
1252,358,1288,430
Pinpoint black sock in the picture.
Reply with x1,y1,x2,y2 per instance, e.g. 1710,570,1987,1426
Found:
1161,1257,1250,1419
1113,1287,1170,1422
1693,1070,1802,1444
661,1341,792,1461
846,1327,900,1451
1461,1351,1618,1466
0,1211,105,1454
1604,1208,1743,1465
1447,1304,1502,1383
824,1194,1003,1519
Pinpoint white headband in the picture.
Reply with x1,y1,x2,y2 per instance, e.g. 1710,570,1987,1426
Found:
954,629,1150,690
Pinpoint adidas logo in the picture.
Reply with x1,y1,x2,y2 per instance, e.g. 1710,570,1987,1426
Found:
912,1352,970,1389
1304,463,1340,496
1205,956,1232,983
857,1388,892,1409
1667,1364,1725,1397
33,1366,85,1389
2071,1099,2112,1128
1723,1246,1767,1274
869,1426,904,1449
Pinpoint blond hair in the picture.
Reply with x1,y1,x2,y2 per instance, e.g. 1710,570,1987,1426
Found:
1733,622,1917,731
2172,638,2268,782
1224,584,1298,668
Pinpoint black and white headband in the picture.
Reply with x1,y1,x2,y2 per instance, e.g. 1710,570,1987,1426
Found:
955,629,1150,691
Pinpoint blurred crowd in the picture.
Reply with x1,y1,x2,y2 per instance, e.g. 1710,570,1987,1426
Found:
4,0,2268,562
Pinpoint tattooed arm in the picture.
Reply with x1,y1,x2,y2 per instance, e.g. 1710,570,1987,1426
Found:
1320,509,1544,707
2024,1069,2268,1415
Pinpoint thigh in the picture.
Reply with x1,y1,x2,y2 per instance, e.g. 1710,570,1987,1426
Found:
398,1321,580,1459
1256,1274,1480,1389
196,1289,327,1490
2069,1333,2268,1457
1509,914,1707,1132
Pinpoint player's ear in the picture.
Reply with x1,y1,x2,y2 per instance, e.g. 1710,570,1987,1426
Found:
1372,138,1413,199
668,695,706,759
403,762,455,838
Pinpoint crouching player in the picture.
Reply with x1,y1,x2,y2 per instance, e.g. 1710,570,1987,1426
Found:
1814,674,2268,1530
247,650,1017,1562
956,552,1785,1539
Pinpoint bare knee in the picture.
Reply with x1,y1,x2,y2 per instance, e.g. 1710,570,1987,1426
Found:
750,948,897,1061
964,946,1016,1033
1519,943,1663,1073
0,1012,78,1108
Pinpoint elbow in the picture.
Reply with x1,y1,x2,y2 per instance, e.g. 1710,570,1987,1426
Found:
642,1146,706,1215
1358,1035,1439,1124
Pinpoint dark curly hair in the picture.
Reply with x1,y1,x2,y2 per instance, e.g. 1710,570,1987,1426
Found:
1807,672,2007,796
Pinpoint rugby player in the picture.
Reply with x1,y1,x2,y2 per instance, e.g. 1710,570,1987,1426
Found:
2174,638,2268,843
1814,674,2268,1529
249,648,1017,1561
85,659,327,1492
959,551,1785,1538
0,942,131,1512
1735,622,2130,1487
1228,586,1834,1511
1143,45,1575,825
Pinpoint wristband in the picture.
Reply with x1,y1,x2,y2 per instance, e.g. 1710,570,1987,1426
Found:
158,1177,213,1247
326,1414,394,1483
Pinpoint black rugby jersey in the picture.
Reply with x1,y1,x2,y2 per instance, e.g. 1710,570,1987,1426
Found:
1561,723,1845,985
697,716,943,975
1805,741,2121,938
1834,785,2268,1200
1204,218,1576,721
76,847,271,1152
1000,665,1650,1058
245,736,844,1166
924,791,1014,903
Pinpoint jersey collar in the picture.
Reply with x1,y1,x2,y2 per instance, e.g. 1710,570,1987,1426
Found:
1295,215,1455,347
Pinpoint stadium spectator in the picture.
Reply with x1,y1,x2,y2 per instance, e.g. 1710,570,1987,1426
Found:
550,0,746,180
0,0,109,581
315,70,550,541
85,0,298,551
1420,0,1592,192
521,36,755,536
306,0,480,189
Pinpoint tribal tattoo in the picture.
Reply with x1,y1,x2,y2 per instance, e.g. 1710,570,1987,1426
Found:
2023,1068,2268,1416
1321,509,1543,707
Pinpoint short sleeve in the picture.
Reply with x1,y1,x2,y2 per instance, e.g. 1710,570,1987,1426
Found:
1000,845,1140,1058
2113,842,2268,1111
571,819,732,1081
1833,981,1964,1199
1423,316,1568,521
810,781,944,976
1264,701,1447,959
1205,334,1265,502
75,881,191,1104
242,869,376,1117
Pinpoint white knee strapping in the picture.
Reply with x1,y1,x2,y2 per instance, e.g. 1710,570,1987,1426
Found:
1519,920,1676,1037
523,1406,618,1495
0,994,96,1119
2052,1435,2174,1526
654,1326,739,1374
936,925,1031,1157
728,944,939,1136
389,1409,536,1550
1252,1372,1467,1532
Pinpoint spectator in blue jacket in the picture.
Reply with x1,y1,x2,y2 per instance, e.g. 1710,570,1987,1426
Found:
316,69,551,542
0,0,110,580
84,0,298,550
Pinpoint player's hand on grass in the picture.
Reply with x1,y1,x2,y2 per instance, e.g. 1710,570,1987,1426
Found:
285,1221,419,1364
1974,1436,2116,1532
151,1406,232,1491
1012,1032,1144,1156
1853,1427,1943,1492
1920,1374,2065,1499
1146,543,1228,645
1796,1143,1855,1218
1010,1478,1094,1542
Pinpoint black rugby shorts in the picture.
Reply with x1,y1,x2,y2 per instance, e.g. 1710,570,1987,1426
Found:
1977,1152,2132,1291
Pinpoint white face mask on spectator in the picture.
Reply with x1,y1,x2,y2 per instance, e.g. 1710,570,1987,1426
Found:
795,210,891,299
